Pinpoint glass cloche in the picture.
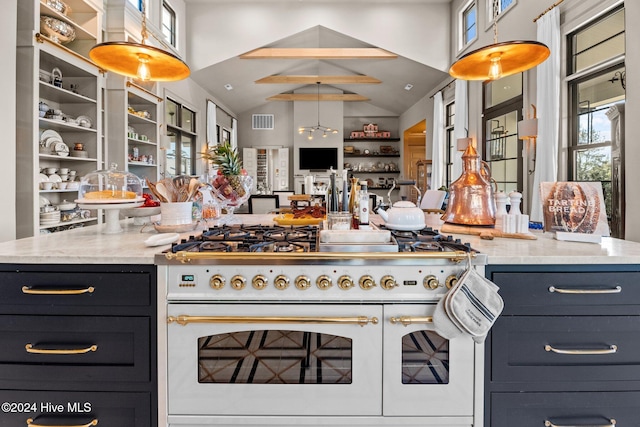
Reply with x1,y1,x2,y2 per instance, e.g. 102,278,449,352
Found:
77,163,143,203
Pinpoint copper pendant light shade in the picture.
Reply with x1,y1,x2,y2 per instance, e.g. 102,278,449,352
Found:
89,42,190,82
89,0,190,82
449,0,550,81
449,40,550,81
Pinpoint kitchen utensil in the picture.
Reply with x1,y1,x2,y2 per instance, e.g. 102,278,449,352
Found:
154,181,172,203
147,181,167,203
376,180,426,231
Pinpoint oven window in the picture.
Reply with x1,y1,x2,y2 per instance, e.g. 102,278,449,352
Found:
401,330,450,384
198,330,352,384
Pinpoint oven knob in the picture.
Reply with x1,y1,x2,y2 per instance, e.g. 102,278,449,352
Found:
445,274,459,289
252,275,268,290
230,275,246,290
380,275,397,290
423,275,440,290
316,275,333,290
337,275,355,290
209,274,225,290
295,275,311,290
359,275,376,290
274,274,290,290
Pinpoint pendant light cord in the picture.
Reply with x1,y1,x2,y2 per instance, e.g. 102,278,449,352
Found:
316,82,321,126
492,0,499,44
140,0,149,44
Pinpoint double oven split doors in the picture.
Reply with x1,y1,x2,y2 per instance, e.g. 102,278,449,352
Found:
167,303,475,418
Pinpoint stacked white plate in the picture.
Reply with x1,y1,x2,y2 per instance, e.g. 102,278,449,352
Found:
40,209,61,226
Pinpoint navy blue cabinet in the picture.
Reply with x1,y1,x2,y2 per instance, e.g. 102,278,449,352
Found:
0,264,157,427
485,265,640,427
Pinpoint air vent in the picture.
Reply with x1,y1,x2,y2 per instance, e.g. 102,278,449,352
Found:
252,114,274,130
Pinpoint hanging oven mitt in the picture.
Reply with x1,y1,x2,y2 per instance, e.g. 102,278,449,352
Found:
433,260,504,344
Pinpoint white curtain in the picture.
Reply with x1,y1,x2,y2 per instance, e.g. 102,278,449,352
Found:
431,91,445,190
231,118,238,151
530,7,561,222
452,80,468,181
206,100,218,147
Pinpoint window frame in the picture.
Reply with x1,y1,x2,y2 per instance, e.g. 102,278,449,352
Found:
457,0,478,54
127,0,142,11
485,0,517,32
444,101,456,187
162,0,177,47
165,97,197,176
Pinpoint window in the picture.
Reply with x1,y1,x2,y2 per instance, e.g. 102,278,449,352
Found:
567,6,625,237
162,1,176,47
487,0,516,23
165,98,197,176
482,74,523,194
459,0,477,51
127,0,141,11
445,101,456,187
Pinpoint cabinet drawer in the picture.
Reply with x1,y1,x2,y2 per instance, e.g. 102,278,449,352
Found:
491,270,640,313
0,390,151,427
491,391,640,427
0,270,152,309
491,316,640,383
0,315,150,384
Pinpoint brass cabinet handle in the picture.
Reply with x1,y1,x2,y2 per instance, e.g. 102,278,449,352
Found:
545,344,618,355
21,286,95,295
389,316,433,326
545,418,616,427
27,418,98,427
25,344,98,355
168,315,379,326
548,285,621,294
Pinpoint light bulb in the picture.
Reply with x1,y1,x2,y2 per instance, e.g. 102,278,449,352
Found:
307,132,313,140
488,55,502,80
137,54,151,81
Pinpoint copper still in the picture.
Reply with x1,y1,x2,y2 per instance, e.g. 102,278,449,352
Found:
441,142,496,225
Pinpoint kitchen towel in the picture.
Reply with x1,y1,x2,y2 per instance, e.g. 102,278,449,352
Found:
433,265,504,343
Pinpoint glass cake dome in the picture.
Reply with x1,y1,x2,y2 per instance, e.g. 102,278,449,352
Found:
77,163,143,203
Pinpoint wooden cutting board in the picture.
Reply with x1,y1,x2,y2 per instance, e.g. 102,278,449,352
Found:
441,223,537,240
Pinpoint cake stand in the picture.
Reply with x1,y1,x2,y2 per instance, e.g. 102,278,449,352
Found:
76,198,144,234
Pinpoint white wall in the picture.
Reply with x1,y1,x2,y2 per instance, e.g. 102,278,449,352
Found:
2,0,17,242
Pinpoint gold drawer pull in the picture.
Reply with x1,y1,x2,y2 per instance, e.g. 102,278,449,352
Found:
545,344,617,355
22,286,95,295
545,418,616,427
548,286,621,294
389,316,433,326
25,344,98,355
27,418,98,427
168,315,379,326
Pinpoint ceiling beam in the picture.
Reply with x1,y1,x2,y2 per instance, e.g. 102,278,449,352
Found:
240,48,398,60
267,93,370,102
256,75,382,85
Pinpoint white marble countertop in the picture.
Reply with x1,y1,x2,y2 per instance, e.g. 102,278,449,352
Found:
1,215,639,265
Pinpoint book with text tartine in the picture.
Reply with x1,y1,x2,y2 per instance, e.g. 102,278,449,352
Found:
540,182,610,240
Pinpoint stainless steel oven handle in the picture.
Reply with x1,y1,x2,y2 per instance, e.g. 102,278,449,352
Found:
21,286,95,295
168,315,379,326
548,285,621,294
27,418,98,427
389,316,433,326
544,344,618,355
544,418,616,427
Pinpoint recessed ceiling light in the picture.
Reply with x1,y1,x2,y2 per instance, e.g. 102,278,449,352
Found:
404,84,413,91
224,83,233,91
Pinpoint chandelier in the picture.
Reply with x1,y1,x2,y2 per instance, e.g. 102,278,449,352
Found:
449,0,549,80
298,82,339,140
89,0,190,82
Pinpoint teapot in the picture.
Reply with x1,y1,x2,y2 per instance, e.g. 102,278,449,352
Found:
376,180,426,231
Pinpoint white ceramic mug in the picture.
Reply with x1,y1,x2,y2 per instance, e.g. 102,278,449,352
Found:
59,168,69,174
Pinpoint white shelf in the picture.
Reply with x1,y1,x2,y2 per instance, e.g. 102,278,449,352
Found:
39,216,98,230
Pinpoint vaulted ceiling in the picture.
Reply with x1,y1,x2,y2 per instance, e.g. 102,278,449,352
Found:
184,3,452,116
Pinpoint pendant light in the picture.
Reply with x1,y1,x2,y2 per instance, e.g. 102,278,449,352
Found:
298,83,339,140
89,0,190,82
449,0,549,81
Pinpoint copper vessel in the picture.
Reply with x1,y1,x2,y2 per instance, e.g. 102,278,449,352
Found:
441,143,496,225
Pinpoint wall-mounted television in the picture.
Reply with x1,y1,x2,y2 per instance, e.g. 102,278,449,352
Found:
298,147,338,171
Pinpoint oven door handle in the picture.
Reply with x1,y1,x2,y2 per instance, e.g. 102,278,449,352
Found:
389,316,433,326
167,315,379,326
